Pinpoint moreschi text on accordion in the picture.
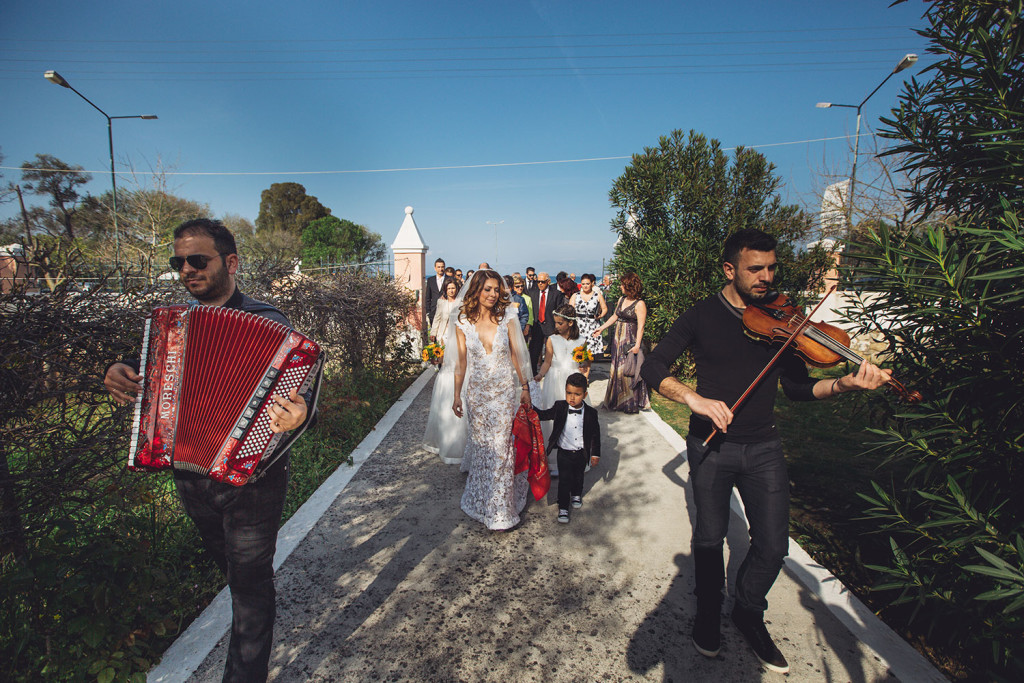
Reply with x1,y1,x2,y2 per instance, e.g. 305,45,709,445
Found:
128,305,326,486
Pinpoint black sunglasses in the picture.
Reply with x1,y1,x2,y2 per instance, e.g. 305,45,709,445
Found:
169,253,229,272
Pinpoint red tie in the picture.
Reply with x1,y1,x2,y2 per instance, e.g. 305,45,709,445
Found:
539,291,546,323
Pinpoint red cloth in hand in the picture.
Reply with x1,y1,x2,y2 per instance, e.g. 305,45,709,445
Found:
512,404,550,501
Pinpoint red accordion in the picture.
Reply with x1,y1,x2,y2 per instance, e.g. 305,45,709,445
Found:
128,305,325,486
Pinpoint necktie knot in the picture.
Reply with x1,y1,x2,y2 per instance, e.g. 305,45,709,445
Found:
568,408,582,414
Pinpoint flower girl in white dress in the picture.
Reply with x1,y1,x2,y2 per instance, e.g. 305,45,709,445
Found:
533,304,586,476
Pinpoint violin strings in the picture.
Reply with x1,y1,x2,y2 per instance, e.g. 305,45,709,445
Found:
792,314,865,364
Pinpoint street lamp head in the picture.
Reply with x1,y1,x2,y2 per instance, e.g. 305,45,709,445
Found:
895,53,918,73
816,102,832,108
141,115,158,120
44,70,70,88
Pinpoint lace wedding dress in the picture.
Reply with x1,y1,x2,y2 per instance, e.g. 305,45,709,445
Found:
457,310,530,530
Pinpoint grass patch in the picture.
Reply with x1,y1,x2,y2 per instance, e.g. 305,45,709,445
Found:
283,368,418,519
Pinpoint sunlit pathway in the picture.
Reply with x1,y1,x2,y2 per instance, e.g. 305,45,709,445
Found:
174,365,938,682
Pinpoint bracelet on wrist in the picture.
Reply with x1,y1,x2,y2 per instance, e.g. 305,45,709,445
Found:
831,378,841,395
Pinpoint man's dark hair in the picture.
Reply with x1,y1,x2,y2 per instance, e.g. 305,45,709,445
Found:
174,218,237,255
566,372,588,390
722,228,777,267
435,258,445,266
555,271,568,283
526,267,535,274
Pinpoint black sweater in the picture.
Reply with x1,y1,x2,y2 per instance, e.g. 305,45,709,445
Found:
640,293,818,443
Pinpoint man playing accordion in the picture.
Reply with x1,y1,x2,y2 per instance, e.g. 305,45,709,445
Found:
104,218,313,682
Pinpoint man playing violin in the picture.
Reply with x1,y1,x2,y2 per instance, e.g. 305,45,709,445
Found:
640,228,890,673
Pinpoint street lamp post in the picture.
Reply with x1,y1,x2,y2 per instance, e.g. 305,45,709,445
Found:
44,70,157,273
817,53,918,228
485,220,504,269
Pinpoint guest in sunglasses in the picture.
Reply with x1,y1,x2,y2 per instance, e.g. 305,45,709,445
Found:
102,218,313,683
527,271,564,375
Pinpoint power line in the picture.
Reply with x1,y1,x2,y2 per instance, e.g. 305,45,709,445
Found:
0,49,918,67
2,134,866,177
0,25,917,45
0,35,920,57
1,47,919,65
0,65,910,82
1,60,904,75
0,43,916,57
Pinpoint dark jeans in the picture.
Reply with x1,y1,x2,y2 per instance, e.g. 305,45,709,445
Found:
175,459,289,683
686,436,789,613
556,447,588,510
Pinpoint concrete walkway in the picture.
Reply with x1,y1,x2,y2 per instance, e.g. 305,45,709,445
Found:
153,366,943,682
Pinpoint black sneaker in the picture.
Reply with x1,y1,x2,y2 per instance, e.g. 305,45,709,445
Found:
571,496,583,509
691,601,721,658
731,607,789,673
557,509,570,524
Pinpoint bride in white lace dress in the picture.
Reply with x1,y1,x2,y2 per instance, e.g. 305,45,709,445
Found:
451,270,534,530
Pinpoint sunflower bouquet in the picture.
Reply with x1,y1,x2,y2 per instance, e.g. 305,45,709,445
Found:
572,344,594,367
421,342,444,368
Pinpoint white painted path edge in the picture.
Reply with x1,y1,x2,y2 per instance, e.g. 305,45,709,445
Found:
147,369,435,683
640,408,944,682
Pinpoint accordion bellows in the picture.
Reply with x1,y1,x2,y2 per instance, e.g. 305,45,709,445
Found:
128,305,325,486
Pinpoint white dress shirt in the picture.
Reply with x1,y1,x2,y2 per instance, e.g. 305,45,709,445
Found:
558,407,585,451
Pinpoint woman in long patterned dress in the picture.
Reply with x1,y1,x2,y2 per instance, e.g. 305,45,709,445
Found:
593,271,650,413
569,273,608,356
452,270,534,530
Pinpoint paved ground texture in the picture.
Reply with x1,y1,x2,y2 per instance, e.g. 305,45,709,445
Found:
176,366,942,682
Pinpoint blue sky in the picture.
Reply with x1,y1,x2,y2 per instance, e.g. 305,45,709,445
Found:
0,0,930,277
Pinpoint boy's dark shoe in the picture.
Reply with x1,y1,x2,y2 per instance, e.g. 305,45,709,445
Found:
557,509,570,524
570,496,583,509
731,606,789,673
691,598,721,657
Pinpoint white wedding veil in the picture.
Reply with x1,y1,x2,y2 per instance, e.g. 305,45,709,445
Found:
449,270,533,390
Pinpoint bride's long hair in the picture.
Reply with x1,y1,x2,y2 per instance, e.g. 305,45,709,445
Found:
459,269,510,325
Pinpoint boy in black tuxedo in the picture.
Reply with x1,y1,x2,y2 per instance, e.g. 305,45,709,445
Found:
534,372,601,523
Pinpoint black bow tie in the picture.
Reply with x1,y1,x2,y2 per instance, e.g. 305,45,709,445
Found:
568,408,583,414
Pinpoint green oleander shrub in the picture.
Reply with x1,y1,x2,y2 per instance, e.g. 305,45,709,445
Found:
846,1,1024,676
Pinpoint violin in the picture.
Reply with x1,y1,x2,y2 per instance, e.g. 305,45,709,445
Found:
702,286,921,447
742,291,921,403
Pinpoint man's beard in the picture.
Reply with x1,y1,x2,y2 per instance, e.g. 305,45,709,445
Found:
737,281,770,305
183,266,230,303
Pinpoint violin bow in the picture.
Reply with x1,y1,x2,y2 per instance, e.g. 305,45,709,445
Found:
702,285,837,447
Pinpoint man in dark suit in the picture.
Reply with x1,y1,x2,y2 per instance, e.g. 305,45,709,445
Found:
534,372,601,523
424,258,446,325
524,266,538,294
528,271,563,374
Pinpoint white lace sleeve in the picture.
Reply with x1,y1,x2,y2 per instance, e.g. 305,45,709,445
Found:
506,313,532,387
453,312,469,378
